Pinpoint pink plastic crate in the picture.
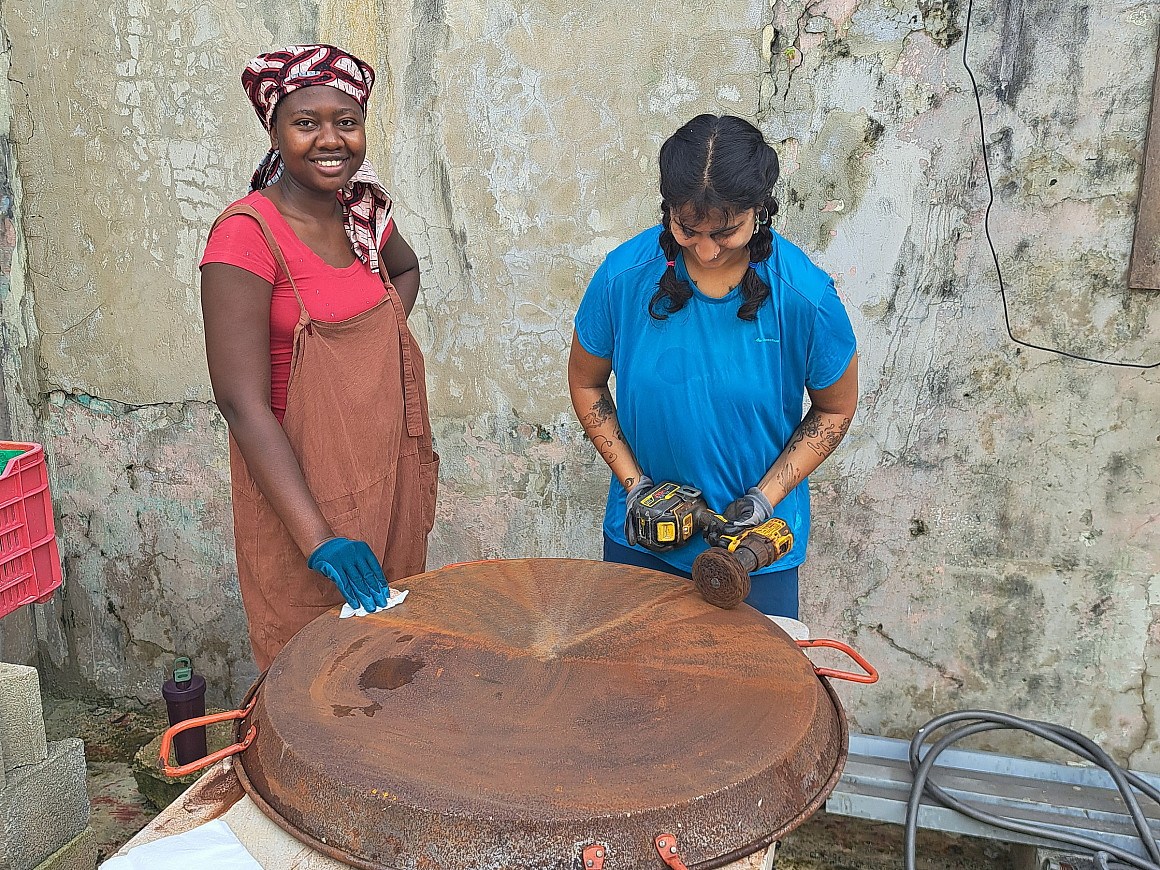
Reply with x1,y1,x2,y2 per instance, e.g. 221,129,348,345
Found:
0,441,62,618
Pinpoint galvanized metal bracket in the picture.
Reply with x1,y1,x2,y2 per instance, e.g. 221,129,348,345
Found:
655,833,690,870
581,843,607,868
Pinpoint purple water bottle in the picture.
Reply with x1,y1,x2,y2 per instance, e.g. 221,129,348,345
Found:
161,657,207,765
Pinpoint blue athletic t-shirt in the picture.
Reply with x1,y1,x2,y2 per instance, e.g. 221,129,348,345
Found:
574,225,856,574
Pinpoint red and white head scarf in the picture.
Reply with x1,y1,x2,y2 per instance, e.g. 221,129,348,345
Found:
242,45,393,273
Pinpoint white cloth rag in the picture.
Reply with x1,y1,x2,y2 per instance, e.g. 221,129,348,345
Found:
100,819,262,870
768,614,810,640
340,587,409,618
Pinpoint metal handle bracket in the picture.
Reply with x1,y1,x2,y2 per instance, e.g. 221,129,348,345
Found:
582,843,607,868
159,695,259,777
797,638,879,683
655,833,690,870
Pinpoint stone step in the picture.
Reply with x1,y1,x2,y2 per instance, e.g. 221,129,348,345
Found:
33,826,96,870
131,721,234,811
0,662,47,775
2,738,90,870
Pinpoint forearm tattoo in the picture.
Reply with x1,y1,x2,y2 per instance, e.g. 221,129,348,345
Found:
768,407,852,495
582,390,625,465
582,393,616,429
795,406,851,459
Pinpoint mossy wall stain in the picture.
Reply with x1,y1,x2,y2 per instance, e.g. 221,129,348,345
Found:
918,0,962,49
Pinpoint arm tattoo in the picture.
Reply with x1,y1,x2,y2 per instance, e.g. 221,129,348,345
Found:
790,407,851,460
772,461,799,495
768,407,852,494
581,393,616,429
578,387,630,468
593,436,617,464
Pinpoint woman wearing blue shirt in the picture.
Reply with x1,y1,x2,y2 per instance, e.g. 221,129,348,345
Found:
568,114,858,619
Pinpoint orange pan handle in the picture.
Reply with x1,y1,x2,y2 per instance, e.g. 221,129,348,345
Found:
158,695,259,777
797,638,879,684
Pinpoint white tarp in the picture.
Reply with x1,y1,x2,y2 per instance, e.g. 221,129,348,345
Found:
101,818,263,870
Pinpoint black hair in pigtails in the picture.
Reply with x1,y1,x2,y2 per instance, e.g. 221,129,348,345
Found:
649,204,695,319
737,197,777,321
653,114,781,322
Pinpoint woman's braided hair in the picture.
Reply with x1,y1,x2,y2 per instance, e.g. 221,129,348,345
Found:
650,115,780,322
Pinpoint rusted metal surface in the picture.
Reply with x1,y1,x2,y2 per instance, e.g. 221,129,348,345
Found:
1129,38,1160,289
232,559,848,869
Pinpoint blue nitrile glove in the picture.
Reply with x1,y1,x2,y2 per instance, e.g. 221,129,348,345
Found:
308,537,390,613
623,475,654,549
722,487,775,531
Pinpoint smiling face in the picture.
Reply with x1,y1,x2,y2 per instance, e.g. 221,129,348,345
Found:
269,86,367,196
669,205,756,272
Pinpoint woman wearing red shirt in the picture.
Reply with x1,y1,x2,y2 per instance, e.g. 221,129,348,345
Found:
200,45,437,669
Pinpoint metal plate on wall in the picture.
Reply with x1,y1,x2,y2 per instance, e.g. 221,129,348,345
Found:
235,559,847,870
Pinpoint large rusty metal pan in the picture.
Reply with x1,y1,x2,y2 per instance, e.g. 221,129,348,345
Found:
162,559,875,869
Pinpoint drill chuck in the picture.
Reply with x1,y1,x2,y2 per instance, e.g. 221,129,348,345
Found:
732,545,760,575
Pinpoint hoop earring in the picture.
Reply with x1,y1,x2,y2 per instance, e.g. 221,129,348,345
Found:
755,206,771,229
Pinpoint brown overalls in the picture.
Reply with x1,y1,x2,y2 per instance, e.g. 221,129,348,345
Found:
210,204,438,671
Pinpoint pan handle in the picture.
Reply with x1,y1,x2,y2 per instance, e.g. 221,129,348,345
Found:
158,696,259,777
796,638,879,684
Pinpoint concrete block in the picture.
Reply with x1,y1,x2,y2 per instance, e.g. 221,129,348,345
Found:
1,738,90,870
0,662,47,773
33,826,96,870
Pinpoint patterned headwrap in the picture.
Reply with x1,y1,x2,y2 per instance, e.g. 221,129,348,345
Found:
242,45,393,273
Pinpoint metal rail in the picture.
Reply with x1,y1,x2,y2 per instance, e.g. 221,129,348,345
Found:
827,733,1160,859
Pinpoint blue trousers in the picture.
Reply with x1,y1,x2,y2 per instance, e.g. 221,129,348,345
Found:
602,535,799,619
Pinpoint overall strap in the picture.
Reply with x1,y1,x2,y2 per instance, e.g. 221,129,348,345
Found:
378,270,425,438
210,203,309,319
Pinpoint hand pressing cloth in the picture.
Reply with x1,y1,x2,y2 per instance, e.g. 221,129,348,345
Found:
340,587,409,618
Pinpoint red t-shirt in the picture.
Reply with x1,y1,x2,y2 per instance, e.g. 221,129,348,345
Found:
199,191,393,422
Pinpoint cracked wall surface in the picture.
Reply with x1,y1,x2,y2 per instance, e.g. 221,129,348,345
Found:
0,28,39,667
0,0,1158,766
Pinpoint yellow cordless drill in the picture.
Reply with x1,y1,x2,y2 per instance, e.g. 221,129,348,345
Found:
631,481,795,609
691,517,795,609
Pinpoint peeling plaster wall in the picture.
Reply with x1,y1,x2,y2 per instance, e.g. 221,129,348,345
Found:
0,0,1158,766
760,0,1160,764
0,31,41,666
0,0,317,702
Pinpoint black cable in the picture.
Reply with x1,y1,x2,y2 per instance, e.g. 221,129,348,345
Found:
962,0,1160,368
904,710,1160,870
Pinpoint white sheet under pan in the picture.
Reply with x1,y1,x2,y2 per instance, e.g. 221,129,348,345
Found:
100,818,262,870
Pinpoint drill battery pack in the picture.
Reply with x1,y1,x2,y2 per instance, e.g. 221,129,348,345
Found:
634,482,707,547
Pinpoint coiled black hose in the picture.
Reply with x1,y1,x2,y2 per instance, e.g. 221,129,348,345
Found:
905,711,1160,870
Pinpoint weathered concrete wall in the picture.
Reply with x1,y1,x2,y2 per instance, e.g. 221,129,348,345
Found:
0,0,1158,772
0,0,317,700
774,0,1160,764
0,32,40,667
